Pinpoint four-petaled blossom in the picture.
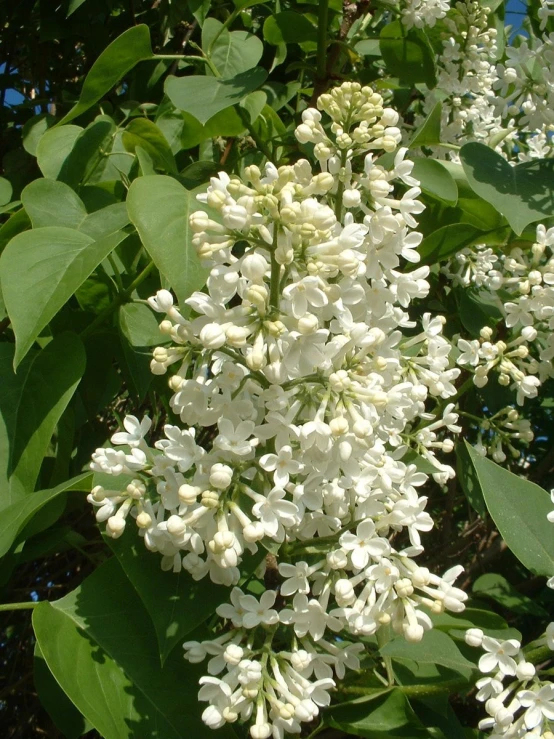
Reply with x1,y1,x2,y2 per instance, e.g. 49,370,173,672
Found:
339,520,391,570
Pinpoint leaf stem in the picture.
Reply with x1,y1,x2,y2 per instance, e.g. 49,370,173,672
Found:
80,259,157,339
438,142,461,151
0,601,38,611
236,107,273,161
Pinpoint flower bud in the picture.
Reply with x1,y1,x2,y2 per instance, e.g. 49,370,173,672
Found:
465,628,484,648
209,463,234,490
199,323,226,349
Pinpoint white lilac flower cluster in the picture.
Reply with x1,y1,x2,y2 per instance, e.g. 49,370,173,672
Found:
411,0,554,161
465,627,554,738
380,0,451,30
448,225,554,408
417,1,502,149
88,82,470,738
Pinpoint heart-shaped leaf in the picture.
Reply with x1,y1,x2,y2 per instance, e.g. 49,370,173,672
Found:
0,335,86,505
58,26,153,125
460,142,554,235
465,442,554,577
165,67,267,125
0,226,127,367
126,175,210,304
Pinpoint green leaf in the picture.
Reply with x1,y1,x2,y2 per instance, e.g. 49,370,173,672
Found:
108,526,233,662
165,67,267,125
1,227,126,367
122,118,177,173
410,103,442,147
465,441,554,577
117,304,162,400
58,26,154,126
380,629,475,680
21,179,87,229
0,472,92,558
418,223,484,265
412,159,457,205
460,142,554,235
0,177,13,206
202,19,263,78
34,643,93,739
36,125,83,180
32,558,237,739
473,573,549,618
380,21,437,87
57,116,117,188
328,688,431,738
22,114,55,156
0,209,31,253
126,175,209,304
455,287,503,338
263,12,318,45
118,302,167,347
429,607,511,637
0,335,86,506
456,442,486,517
79,202,130,239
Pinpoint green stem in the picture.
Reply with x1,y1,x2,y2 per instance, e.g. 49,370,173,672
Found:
107,254,124,292
0,601,38,612
525,645,553,665
207,8,241,57
316,0,330,83
437,142,461,152
339,678,469,698
376,625,395,686
269,229,281,318
80,260,156,339
334,148,348,221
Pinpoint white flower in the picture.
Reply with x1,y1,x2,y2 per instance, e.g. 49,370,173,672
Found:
518,684,554,729
111,415,151,447
252,488,299,540
478,636,520,677
259,445,303,486
280,594,341,641
215,419,257,456
339,520,391,570
278,561,311,596
240,591,279,628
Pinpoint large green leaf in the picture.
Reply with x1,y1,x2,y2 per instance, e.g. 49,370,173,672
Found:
122,118,177,173
380,629,475,680
36,125,83,180
473,573,549,618
33,558,236,739
58,26,154,125
0,227,126,367
202,18,263,78
21,179,87,229
0,334,86,506
460,143,554,235
34,643,93,739
0,472,92,557
380,21,436,87
412,159,457,205
108,527,233,663
126,175,209,304
465,442,554,576
328,689,431,738
410,103,442,147
263,11,318,44
418,223,501,265
165,67,267,124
